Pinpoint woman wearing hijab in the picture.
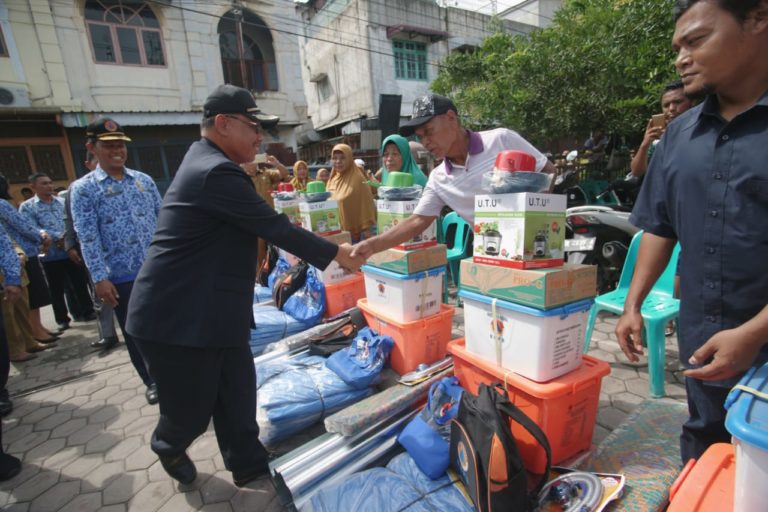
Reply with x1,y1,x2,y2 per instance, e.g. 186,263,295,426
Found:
291,160,310,192
375,134,428,187
327,144,376,243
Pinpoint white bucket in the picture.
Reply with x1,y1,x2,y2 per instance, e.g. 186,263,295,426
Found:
361,265,444,323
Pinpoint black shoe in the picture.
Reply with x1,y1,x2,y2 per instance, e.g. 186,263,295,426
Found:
76,312,98,322
91,336,119,350
0,453,21,481
158,453,197,485
57,321,71,332
145,384,159,405
233,467,271,488
0,389,11,417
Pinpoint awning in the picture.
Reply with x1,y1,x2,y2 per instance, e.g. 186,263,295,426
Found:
61,112,202,128
386,24,449,41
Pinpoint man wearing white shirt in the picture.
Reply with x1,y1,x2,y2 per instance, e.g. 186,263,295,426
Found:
352,93,555,259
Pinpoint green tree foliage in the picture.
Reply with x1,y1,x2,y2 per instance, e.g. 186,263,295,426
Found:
431,0,677,146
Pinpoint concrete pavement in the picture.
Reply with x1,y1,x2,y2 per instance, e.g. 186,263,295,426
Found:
0,305,687,511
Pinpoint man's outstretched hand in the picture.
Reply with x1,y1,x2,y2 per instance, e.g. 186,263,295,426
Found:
335,243,366,273
350,238,376,261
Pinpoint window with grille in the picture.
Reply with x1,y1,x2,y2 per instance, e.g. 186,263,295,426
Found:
0,145,68,183
393,40,428,81
85,0,166,67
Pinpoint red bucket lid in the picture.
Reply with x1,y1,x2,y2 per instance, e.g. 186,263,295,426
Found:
494,150,537,172
278,183,294,192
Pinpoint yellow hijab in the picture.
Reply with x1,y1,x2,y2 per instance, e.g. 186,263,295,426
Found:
327,144,376,237
291,160,309,192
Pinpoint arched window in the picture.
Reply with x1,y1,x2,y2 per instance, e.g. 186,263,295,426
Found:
85,0,165,66
218,10,278,92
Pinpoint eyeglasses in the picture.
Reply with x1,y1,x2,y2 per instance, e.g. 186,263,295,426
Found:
224,115,262,135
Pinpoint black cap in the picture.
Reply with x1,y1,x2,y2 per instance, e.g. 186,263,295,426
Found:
399,94,457,136
203,84,279,128
86,118,131,142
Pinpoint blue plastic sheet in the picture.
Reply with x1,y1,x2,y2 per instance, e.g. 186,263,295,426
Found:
302,452,474,512
256,355,373,446
267,256,291,290
253,284,273,304
250,306,315,357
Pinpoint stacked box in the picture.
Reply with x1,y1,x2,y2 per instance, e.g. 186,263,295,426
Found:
376,199,437,250
299,200,341,235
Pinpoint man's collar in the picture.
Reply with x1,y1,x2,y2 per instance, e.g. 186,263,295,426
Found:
32,195,56,204
698,88,768,120
445,130,484,173
95,165,133,181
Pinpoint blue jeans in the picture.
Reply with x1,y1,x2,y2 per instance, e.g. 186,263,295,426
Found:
113,280,153,387
680,377,731,464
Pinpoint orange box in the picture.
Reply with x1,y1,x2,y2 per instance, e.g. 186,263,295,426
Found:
668,443,735,512
448,339,610,473
324,273,365,318
358,298,454,375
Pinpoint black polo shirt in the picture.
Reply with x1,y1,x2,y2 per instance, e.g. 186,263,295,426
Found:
631,89,768,386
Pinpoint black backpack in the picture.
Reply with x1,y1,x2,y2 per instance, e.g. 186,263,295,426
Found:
272,261,309,310
307,308,367,357
449,384,551,512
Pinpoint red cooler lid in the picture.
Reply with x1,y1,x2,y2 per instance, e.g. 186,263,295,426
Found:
278,183,294,192
494,150,537,172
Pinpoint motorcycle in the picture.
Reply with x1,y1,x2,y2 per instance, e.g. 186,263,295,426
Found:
555,176,642,294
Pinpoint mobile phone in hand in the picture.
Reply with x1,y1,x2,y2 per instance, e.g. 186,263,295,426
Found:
650,114,666,129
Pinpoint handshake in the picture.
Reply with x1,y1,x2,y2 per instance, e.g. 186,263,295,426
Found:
334,241,375,273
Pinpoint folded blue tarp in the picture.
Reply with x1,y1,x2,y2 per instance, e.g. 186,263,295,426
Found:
253,284,273,304
302,452,474,512
250,306,316,357
256,355,373,446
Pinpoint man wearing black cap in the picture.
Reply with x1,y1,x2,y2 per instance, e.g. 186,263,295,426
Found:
70,118,161,404
351,93,556,259
126,84,364,490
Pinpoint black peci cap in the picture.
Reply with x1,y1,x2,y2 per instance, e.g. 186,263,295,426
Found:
86,118,132,142
399,94,458,136
203,84,280,128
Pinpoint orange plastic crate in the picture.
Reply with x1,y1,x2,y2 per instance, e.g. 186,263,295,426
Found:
324,274,365,318
668,443,735,512
448,338,610,473
357,298,454,375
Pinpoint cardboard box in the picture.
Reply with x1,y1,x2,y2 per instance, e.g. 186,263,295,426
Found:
274,197,302,227
299,200,341,235
376,199,437,250
460,260,597,309
314,231,356,284
473,193,566,269
366,244,448,275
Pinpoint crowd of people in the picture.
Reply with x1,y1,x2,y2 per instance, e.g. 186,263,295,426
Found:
0,0,764,499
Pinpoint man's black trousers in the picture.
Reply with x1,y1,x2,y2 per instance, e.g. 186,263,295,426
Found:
134,338,270,477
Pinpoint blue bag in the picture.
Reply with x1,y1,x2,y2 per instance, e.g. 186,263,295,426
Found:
267,256,291,290
325,327,394,389
397,376,464,479
283,267,326,324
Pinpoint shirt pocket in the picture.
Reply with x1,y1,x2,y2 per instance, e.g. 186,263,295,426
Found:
744,178,768,202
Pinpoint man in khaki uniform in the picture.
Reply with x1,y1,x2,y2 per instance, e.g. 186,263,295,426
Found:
241,155,288,268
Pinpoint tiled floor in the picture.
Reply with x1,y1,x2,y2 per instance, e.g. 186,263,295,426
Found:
0,305,687,511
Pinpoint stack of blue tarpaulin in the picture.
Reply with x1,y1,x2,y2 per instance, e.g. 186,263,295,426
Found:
250,305,314,357
301,451,474,512
256,355,373,446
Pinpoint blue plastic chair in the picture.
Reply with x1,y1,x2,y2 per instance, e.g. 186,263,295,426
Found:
583,231,680,398
440,212,472,304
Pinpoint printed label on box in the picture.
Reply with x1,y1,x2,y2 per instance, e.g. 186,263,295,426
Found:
377,199,437,250
274,198,302,226
299,200,341,234
474,193,566,269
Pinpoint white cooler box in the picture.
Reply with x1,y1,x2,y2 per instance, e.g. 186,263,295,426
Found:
725,362,768,512
460,289,593,382
361,265,444,323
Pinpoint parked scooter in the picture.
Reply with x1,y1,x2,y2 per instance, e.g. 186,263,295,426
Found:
555,176,642,294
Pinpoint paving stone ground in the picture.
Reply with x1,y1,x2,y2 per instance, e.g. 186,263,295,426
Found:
1,303,686,511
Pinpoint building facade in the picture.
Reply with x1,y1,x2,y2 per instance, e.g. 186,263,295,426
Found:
294,0,535,163
0,0,310,199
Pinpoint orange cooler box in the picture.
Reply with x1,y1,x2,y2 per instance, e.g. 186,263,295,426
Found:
448,339,610,473
668,443,735,512
324,274,365,318
358,298,454,375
